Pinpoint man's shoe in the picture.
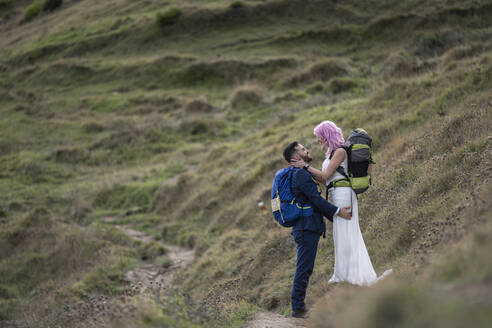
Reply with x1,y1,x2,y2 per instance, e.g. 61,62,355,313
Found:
291,308,307,318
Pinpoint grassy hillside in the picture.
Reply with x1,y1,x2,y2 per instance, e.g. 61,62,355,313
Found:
0,0,491,327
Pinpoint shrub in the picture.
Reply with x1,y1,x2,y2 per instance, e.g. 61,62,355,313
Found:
184,97,215,112
411,30,461,58
327,78,359,94
288,60,348,86
156,8,182,27
229,1,244,9
42,0,62,12
50,147,89,163
0,0,13,10
94,184,158,211
442,43,485,65
82,121,105,133
384,52,417,78
306,82,324,94
179,119,226,137
22,0,43,23
230,84,264,109
155,255,171,268
69,195,92,225
139,241,166,260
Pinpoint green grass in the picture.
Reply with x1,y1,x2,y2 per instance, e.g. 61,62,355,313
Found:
22,0,43,23
0,0,491,326
156,8,182,27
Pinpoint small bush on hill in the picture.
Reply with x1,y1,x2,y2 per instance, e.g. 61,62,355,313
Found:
185,97,215,112
139,241,166,260
49,147,89,163
42,0,62,12
328,78,359,94
22,0,43,23
229,1,244,9
69,195,92,225
411,30,461,58
0,0,12,10
384,52,419,78
443,43,485,65
94,183,158,211
155,255,171,268
82,121,105,133
156,8,182,27
179,118,226,138
306,82,325,94
230,85,264,109
288,60,348,86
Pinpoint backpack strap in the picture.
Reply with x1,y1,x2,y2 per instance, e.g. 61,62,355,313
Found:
326,147,352,200
327,148,351,184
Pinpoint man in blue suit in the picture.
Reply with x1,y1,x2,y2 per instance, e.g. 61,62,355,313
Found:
283,141,352,318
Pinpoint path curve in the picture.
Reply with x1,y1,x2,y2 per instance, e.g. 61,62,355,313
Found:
50,218,195,327
115,225,194,292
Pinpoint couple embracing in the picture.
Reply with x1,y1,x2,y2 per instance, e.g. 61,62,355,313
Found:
280,121,391,318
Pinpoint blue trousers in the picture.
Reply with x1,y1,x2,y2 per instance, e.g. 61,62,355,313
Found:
291,230,320,311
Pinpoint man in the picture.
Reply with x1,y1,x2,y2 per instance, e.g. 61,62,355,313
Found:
283,141,351,318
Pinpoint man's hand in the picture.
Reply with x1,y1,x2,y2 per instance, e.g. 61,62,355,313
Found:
338,207,352,220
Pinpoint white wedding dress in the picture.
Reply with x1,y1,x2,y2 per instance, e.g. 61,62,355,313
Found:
323,152,392,286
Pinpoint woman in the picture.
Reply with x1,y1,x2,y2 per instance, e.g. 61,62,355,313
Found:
291,120,391,286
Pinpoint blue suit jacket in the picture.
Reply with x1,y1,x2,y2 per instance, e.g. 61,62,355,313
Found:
291,168,338,235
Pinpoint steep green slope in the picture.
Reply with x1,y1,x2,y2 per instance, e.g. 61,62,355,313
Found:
0,0,491,326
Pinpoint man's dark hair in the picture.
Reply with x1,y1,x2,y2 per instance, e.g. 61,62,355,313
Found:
283,141,299,163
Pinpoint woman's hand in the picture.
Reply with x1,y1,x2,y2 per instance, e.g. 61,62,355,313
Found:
290,158,306,168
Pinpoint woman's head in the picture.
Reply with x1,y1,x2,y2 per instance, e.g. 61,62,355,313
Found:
313,120,344,155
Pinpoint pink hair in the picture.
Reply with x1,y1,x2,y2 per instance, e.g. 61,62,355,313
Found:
313,120,345,155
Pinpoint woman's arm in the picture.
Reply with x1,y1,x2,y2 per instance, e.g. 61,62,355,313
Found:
291,148,346,184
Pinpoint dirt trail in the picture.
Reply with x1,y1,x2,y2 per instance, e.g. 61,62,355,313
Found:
245,311,306,328
115,225,194,292
118,225,305,328
42,217,301,328
41,218,196,328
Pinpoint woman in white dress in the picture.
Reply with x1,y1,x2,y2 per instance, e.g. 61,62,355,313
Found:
291,120,391,286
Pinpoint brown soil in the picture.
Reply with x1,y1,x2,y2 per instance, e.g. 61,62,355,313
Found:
245,311,306,328
38,219,195,328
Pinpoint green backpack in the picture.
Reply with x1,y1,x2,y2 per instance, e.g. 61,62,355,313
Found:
327,128,374,194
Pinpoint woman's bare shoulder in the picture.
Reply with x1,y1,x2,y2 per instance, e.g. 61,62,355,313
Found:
334,147,346,159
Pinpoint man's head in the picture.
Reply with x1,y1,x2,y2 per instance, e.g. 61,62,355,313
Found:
283,141,313,163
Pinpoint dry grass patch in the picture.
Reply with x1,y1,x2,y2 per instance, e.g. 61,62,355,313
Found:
383,51,433,78
287,59,348,87
230,84,264,109
184,96,215,113
442,43,487,65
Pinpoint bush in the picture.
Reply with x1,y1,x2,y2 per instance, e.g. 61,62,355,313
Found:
229,1,244,9
50,147,89,163
82,121,105,133
184,97,215,112
0,0,13,10
443,43,485,65
288,60,348,86
156,8,182,27
23,0,43,23
139,242,166,260
230,85,264,109
155,255,171,268
328,78,359,94
42,0,62,12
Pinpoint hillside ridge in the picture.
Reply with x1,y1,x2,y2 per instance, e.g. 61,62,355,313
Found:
0,0,491,327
